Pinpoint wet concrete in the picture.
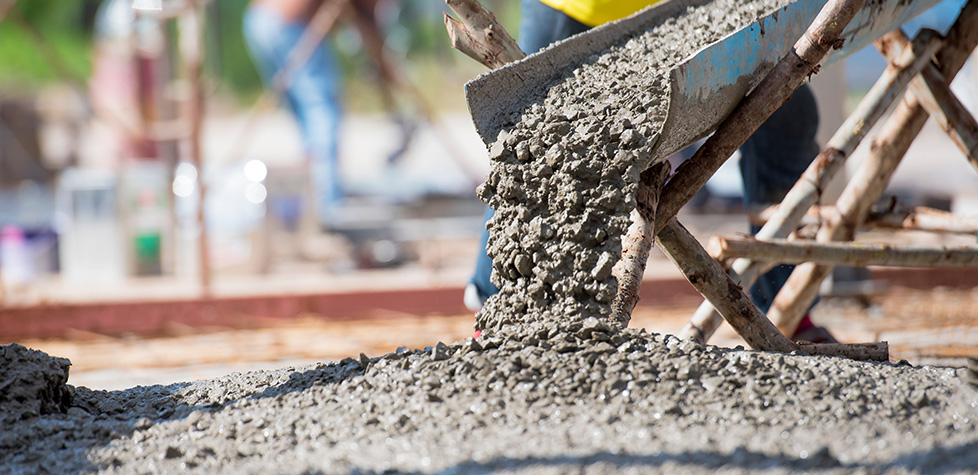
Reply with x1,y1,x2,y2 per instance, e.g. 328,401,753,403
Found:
2,333,977,473
1,343,73,423
475,0,792,337
4,0,978,472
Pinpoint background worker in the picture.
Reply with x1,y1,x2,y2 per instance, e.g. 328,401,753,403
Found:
243,0,346,229
464,0,836,342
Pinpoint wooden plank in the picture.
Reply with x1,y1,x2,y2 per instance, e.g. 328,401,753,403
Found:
709,236,978,267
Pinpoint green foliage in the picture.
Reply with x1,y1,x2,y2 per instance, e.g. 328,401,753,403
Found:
0,1,94,87
209,0,262,98
0,0,525,107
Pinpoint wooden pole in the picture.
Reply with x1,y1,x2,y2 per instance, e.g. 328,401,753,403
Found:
709,236,978,268
656,218,799,353
181,0,211,296
797,342,889,362
443,0,525,69
868,204,978,234
768,0,978,336
654,0,867,231
610,163,669,327
751,203,978,235
677,27,941,343
876,29,978,172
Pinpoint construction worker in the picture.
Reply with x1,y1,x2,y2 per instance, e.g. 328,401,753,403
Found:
465,0,836,343
243,0,346,229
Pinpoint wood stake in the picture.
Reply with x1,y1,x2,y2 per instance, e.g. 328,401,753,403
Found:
656,218,799,353
181,0,211,297
751,203,978,235
611,163,669,327
709,236,978,268
877,29,978,172
797,342,889,362
444,0,525,69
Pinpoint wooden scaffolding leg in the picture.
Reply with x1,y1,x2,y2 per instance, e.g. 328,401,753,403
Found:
769,0,978,337
877,29,978,171
709,236,978,268
678,28,943,343
656,218,800,353
654,0,868,231
443,0,525,69
752,203,978,235
611,163,669,327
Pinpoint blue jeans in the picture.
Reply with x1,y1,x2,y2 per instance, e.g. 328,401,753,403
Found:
469,0,819,315
243,5,344,226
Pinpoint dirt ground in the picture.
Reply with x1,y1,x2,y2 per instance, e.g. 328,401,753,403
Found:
13,287,975,392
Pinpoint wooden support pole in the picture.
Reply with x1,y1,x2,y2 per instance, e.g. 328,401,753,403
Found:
655,0,867,231
677,26,940,343
797,342,889,362
877,29,978,172
180,0,212,297
444,0,525,69
769,0,978,337
709,236,978,268
656,218,799,353
611,163,669,327
751,203,978,235
868,204,978,234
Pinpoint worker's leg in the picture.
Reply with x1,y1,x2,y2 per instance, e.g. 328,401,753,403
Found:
243,6,343,228
517,0,590,55
466,0,589,309
292,43,343,227
739,83,820,314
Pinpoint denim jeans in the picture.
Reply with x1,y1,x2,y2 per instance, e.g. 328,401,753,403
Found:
243,5,344,227
469,0,820,315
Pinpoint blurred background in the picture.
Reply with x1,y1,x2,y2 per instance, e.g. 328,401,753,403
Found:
1,0,977,389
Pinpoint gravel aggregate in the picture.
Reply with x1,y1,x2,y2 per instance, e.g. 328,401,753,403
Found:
4,0,978,473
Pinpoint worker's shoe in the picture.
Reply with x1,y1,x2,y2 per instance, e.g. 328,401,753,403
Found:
791,314,838,344
464,283,488,311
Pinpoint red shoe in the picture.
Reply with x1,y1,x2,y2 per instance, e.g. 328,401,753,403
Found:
791,314,838,343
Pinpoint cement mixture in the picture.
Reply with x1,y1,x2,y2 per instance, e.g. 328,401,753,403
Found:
3,333,978,473
475,0,795,335
4,0,978,473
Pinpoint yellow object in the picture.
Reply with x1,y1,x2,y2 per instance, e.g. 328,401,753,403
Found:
539,0,662,27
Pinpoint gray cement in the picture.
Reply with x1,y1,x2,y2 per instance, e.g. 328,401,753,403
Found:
3,333,978,473
1,343,73,423
475,0,793,336
4,0,978,473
